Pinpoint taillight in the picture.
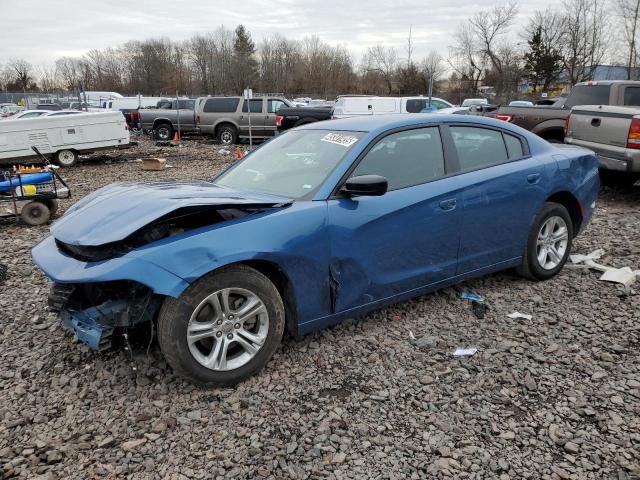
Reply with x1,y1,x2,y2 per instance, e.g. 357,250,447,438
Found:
275,115,283,127
563,114,571,138
627,117,640,149
129,112,135,122
496,114,513,122
196,115,200,125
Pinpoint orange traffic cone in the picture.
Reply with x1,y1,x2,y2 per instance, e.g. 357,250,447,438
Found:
172,131,180,142
235,147,243,160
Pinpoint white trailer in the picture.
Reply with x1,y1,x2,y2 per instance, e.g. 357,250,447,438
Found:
0,111,130,167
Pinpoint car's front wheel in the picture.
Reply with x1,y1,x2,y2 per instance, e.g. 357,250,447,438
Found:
157,265,285,386
518,202,573,281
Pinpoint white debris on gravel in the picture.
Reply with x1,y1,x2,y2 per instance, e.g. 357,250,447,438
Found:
0,136,639,479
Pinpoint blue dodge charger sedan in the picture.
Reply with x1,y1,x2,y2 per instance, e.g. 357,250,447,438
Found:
33,114,599,386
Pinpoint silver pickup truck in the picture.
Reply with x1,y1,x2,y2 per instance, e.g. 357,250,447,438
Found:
565,104,640,187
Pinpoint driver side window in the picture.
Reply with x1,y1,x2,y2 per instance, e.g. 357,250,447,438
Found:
351,127,445,191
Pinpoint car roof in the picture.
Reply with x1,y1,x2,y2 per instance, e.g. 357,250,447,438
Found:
296,113,513,134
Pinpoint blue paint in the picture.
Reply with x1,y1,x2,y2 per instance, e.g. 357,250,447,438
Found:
32,114,600,341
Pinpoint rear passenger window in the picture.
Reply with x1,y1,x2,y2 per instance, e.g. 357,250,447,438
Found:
203,98,240,113
351,127,445,190
242,99,263,113
450,126,508,171
624,87,640,106
504,133,525,159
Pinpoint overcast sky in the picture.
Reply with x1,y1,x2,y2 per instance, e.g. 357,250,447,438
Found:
3,0,558,65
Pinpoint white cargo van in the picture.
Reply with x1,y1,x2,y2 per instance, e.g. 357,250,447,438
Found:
0,111,130,167
332,96,453,118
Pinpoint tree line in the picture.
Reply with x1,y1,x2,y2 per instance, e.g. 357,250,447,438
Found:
1,0,639,102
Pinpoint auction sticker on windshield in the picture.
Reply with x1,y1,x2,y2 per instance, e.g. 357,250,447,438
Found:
321,132,359,147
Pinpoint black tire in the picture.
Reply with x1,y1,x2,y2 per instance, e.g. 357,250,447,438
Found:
154,123,174,141
53,149,78,167
517,202,573,281
216,125,237,145
157,265,285,386
20,201,51,226
46,199,59,216
599,169,640,188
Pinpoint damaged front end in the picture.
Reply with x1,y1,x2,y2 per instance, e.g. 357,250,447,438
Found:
48,280,162,351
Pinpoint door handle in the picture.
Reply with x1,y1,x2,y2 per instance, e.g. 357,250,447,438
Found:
527,173,541,184
439,198,456,211
591,118,601,127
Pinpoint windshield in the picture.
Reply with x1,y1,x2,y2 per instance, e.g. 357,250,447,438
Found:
215,130,364,199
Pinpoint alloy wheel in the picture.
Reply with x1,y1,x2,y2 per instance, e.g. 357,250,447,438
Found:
187,288,269,371
536,215,569,270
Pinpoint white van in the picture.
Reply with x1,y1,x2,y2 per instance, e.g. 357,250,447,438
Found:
332,96,454,118
0,111,130,167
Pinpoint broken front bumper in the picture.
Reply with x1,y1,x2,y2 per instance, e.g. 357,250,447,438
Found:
50,283,162,351
32,235,189,297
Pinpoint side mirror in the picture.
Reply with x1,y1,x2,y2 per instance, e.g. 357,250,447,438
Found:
341,175,388,197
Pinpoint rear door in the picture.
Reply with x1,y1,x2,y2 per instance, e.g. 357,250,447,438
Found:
448,125,546,273
240,98,265,137
327,126,463,312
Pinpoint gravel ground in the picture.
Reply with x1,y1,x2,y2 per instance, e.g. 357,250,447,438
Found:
0,137,639,480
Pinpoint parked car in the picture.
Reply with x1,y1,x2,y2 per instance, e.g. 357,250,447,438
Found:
332,96,454,119
276,105,332,132
462,98,489,107
0,105,23,118
509,100,534,107
7,109,81,120
196,96,293,145
492,80,640,142
36,103,63,111
565,104,640,187
138,98,200,140
0,111,129,167
32,114,599,386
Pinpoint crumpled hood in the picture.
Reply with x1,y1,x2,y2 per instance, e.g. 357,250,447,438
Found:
51,181,290,246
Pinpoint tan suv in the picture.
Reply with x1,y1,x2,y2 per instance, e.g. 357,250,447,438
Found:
196,96,292,145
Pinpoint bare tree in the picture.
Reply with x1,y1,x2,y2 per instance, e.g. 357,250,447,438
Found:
37,64,59,92
362,45,399,93
470,2,519,75
616,0,640,78
448,27,485,95
560,0,609,84
8,58,33,91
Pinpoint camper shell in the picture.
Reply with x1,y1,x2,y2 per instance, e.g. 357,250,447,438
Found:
0,111,130,167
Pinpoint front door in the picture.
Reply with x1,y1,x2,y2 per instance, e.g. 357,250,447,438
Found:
327,126,462,313
266,99,288,137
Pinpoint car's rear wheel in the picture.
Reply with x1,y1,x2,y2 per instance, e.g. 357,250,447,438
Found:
517,202,573,281
154,123,174,141
217,125,237,145
157,265,285,386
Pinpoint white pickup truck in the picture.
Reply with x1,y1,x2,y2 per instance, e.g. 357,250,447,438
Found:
565,104,640,187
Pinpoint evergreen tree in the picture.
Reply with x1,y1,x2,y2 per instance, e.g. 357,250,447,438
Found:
523,26,563,93
233,25,258,92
